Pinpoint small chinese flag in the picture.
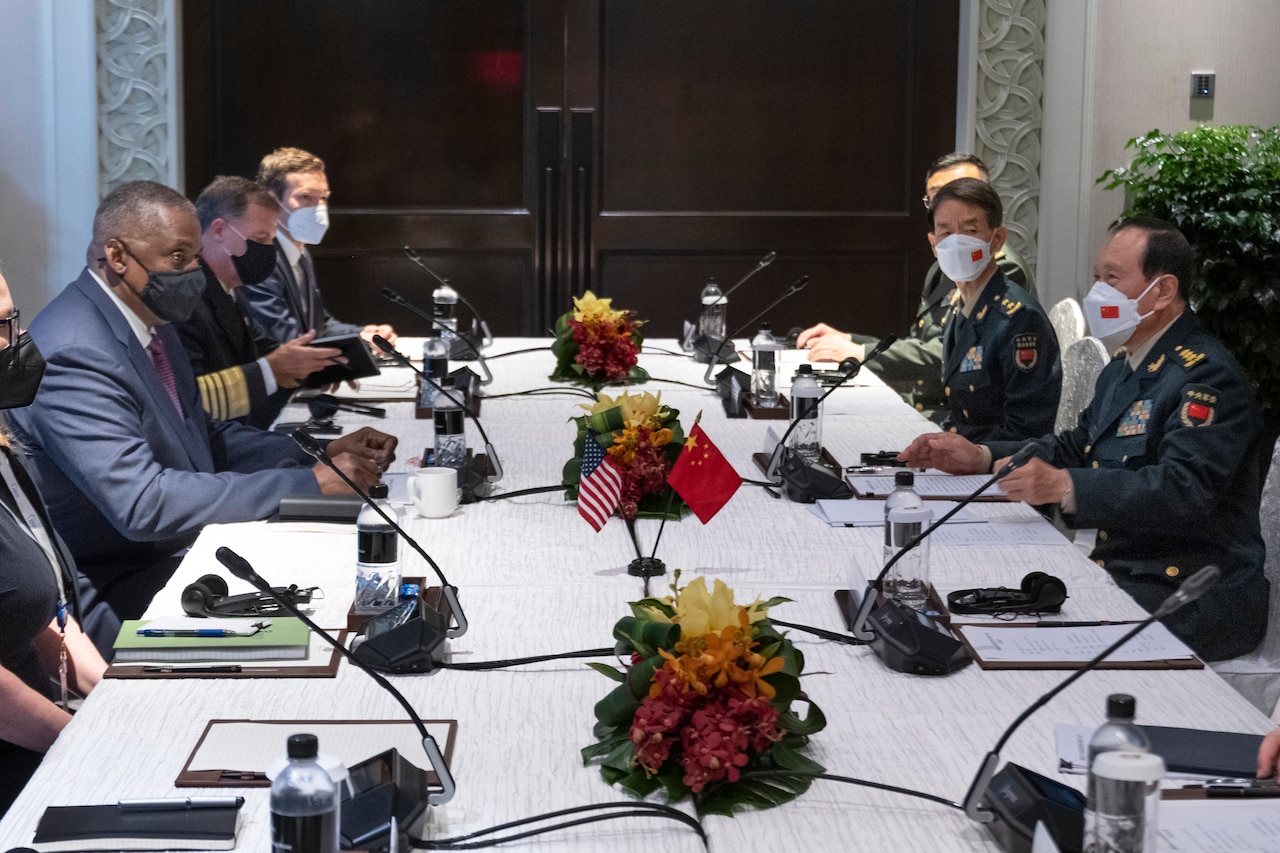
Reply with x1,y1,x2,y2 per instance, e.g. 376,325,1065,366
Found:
667,422,742,524
1100,305,1120,319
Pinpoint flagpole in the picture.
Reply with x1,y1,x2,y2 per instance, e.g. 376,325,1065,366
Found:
649,488,676,559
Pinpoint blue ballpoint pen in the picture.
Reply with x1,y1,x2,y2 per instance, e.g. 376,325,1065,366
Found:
138,628,235,637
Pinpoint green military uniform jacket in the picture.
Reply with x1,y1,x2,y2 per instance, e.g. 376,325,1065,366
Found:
939,270,1060,442
986,312,1268,661
852,244,1035,421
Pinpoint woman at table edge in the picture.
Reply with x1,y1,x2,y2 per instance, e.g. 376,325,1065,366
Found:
0,267,106,813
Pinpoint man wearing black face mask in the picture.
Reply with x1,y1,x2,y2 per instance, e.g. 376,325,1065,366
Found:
6,181,398,655
175,176,341,427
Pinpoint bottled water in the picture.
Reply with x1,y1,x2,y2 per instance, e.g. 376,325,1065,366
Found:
788,364,822,462
698,278,727,342
355,483,400,614
270,733,338,853
433,378,467,470
1085,694,1156,852
420,329,449,409
750,323,782,407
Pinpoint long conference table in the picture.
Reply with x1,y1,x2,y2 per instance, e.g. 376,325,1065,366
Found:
0,338,1272,851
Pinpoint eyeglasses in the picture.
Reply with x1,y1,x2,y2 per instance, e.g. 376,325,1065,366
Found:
0,307,18,341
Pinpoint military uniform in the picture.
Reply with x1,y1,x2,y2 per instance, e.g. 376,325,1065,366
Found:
852,245,1035,422
938,270,1060,442
986,312,1268,661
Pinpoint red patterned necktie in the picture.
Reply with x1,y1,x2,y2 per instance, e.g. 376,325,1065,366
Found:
147,333,183,415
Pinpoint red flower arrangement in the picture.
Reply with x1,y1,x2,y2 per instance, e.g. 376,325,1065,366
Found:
550,291,649,388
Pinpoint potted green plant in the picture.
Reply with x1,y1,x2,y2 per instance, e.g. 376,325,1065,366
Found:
1098,126,1280,448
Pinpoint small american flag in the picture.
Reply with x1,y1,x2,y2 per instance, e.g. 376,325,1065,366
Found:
578,439,623,532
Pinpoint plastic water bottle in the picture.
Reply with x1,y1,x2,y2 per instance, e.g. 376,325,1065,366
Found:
883,472,931,607
1085,694,1154,851
1086,751,1164,853
355,483,400,614
433,378,467,469
698,277,727,342
420,329,449,410
270,733,338,853
788,364,822,462
433,279,459,350
750,323,782,408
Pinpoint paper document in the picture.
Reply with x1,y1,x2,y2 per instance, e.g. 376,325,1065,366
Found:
929,520,1065,546
1158,800,1280,851
847,473,1006,499
189,720,454,774
808,499,982,527
954,622,1196,663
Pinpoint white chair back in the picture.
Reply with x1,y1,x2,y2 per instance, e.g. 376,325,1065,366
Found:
1212,436,1280,716
1054,336,1109,434
1049,298,1086,353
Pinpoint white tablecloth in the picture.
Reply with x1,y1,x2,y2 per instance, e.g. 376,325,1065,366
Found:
0,339,1269,851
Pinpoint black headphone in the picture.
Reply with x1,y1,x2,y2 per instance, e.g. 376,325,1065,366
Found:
947,571,1068,615
181,574,321,618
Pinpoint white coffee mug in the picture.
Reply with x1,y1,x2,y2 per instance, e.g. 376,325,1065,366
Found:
408,466,458,518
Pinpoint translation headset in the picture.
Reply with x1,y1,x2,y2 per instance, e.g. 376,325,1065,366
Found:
946,571,1068,616
181,573,322,618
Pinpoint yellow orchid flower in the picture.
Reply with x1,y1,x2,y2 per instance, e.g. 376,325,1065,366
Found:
672,577,743,640
572,291,625,323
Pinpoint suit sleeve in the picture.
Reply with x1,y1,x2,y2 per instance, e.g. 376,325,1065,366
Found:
196,363,266,421
864,335,942,387
23,342,318,543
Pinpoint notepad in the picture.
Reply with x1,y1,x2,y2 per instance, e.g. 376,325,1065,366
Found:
32,803,239,851
113,617,310,662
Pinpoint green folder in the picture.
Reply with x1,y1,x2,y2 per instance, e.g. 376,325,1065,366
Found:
112,617,310,662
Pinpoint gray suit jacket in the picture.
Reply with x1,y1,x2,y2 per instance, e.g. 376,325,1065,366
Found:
6,270,320,647
241,240,360,345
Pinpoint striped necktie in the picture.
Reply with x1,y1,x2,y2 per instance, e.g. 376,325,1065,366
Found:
147,332,184,415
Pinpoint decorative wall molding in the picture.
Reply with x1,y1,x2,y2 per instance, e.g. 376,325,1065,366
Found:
974,0,1045,276
96,0,178,197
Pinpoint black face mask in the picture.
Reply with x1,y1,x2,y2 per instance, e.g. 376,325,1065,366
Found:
0,332,47,409
230,238,277,286
118,242,206,324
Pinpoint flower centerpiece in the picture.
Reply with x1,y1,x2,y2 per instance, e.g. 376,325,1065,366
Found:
582,575,827,816
563,391,685,520
550,291,649,388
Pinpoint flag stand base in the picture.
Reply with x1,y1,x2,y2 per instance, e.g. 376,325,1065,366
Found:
627,557,667,577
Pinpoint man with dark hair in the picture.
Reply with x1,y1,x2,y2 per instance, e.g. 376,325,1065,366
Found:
6,180,397,654
177,175,340,427
918,177,1059,440
241,146,396,346
900,218,1267,661
798,152,1036,420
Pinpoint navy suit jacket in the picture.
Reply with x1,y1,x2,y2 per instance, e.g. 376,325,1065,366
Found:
241,240,359,345
7,269,319,590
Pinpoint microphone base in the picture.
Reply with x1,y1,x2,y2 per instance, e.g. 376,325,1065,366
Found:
351,584,454,674
627,557,667,578
447,332,484,361
691,334,741,364
341,748,433,853
836,586,972,676
978,763,1085,853
753,448,851,503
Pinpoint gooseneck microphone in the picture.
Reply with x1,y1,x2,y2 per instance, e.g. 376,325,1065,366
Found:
701,275,811,384
381,286,493,385
961,566,1221,833
371,335,503,485
215,546,457,806
402,247,494,348
848,442,1039,642
762,334,899,482
293,429,469,639
720,250,778,302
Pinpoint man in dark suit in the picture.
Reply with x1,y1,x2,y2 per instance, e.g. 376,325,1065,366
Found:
798,153,1037,422
177,176,340,427
240,147,396,346
900,218,1267,661
6,181,396,654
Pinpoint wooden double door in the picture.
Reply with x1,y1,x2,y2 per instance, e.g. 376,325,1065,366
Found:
183,1,958,339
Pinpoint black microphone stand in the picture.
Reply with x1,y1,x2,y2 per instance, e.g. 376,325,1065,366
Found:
403,247,494,348
702,275,811,385
294,429,469,639
382,286,493,385
372,335,503,486
691,251,777,363
215,547,457,805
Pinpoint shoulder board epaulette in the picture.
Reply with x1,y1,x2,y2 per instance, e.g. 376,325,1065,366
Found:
998,296,1023,317
1173,345,1207,370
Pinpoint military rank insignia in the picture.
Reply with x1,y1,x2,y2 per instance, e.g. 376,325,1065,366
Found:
1116,399,1153,436
1179,384,1219,427
1014,334,1038,372
960,345,984,373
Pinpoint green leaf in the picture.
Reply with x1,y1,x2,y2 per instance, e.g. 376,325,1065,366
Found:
580,731,630,764
769,741,826,775
777,697,828,737
585,662,626,682
694,771,816,817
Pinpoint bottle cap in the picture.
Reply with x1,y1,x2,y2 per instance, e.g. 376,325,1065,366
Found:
287,733,319,759
1106,693,1136,720
368,483,389,500
894,471,915,487
759,322,771,332
796,364,813,375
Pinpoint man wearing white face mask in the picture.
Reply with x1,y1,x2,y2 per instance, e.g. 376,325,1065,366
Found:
899,218,1267,661
927,178,1060,441
241,147,397,347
